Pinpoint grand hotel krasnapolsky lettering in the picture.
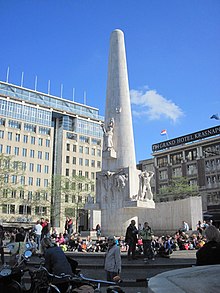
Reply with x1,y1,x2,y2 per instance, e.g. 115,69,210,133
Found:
152,125,220,152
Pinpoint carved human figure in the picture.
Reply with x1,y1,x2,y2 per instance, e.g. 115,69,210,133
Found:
138,171,154,201
114,174,128,190
101,118,115,151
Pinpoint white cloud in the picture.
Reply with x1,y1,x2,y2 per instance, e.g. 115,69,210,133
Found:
130,88,184,122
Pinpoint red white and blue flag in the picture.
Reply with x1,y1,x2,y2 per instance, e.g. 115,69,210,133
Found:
160,129,167,135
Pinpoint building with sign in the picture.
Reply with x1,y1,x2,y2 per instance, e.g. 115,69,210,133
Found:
143,126,220,225
0,81,104,231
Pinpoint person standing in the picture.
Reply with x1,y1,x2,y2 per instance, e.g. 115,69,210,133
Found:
96,224,101,239
65,216,73,236
104,235,121,282
140,222,155,262
125,220,138,260
34,220,42,251
41,218,51,239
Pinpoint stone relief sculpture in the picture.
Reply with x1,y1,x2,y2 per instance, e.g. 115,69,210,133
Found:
101,118,115,151
100,169,128,193
138,171,154,201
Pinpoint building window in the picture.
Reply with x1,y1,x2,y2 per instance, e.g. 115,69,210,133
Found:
66,169,69,176
91,148,95,156
22,162,26,171
97,161,101,168
31,136,35,144
36,178,41,187
20,176,25,185
170,153,182,165
79,135,89,143
24,123,36,132
85,159,89,166
11,175,17,184
2,204,15,214
14,147,19,156
159,170,168,180
186,149,197,161
20,190,25,199
44,165,49,174
37,164,41,173
187,164,197,175
79,158,83,166
29,163,34,172
45,152,49,160
0,130,4,139
79,146,83,153
8,132,13,140
79,170,83,177
28,191,32,201
44,179,49,187
91,172,95,180
23,135,28,143
15,133,20,142
91,160,95,167
73,157,76,164
67,143,70,151
72,169,76,176
30,149,35,158
11,190,16,198
65,194,69,203
66,156,70,163
22,148,27,157
46,139,50,147
29,177,33,186
0,144,3,153
66,132,77,141
6,145,11,154
172,167,182,177
73,145,76,152
39,127,50,135
8,120,21,129
38,138,43,146
38,151,42,159
97,149,101,157
85,171,89,178
85,147,89,154
157,156,168,168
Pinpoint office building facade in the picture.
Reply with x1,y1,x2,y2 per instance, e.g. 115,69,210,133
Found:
0,81,103,230
140,126,220,224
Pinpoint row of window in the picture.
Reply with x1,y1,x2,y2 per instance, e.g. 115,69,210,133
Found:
66,132,101,146
1,190,49,201
0,130,51,146
2,175,49,187
66,156,101,168
0,145,50,160
66,143,101,157
2,204,48,216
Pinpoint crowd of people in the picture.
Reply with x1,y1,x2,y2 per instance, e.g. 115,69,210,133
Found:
1,217,220,272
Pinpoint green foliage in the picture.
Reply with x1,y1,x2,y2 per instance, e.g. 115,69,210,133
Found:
159,176,199,200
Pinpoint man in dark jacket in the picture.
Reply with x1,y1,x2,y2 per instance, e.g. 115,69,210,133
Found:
125,220,138,260
196,225,220,266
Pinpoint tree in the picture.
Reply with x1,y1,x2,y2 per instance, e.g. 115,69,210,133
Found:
158,176,199,202
51,174,95,230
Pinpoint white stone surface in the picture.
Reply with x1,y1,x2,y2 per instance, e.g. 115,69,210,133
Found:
148,265,220,293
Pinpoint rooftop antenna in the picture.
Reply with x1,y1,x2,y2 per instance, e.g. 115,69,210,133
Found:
72,88,75,102
34,76,38,91
48,80,51,95
21,72,24,87
6,67,10,83
60,83,63,99
83,91,87,104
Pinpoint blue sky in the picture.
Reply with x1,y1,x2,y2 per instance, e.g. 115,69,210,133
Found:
0,1,220,162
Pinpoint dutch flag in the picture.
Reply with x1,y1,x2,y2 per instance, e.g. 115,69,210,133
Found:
160,129,167,135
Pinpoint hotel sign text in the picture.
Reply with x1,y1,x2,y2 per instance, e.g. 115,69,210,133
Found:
152,125,220,152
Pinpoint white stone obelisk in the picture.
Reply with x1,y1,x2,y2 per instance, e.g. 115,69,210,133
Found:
90,29,155,236
103,29,136,171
